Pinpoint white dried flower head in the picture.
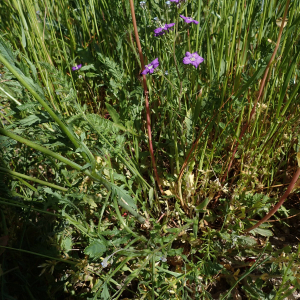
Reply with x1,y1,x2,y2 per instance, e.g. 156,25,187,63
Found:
261,103,267,109
101,257,109,268
160,256,167,262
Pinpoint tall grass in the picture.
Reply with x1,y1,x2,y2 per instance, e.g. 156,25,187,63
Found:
1,0,300,298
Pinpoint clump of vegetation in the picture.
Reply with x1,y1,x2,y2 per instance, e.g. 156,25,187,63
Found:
1,0,300,299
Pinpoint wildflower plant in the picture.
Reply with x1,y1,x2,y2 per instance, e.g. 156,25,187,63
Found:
183,52,204,68
154,23,175,36
141,58,159,74
72,64,82,71
180,15,199,24
1,0,300,299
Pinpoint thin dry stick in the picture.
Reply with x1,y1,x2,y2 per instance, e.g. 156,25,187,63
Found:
245,167,300,232
221,0,290,183
128,0,164,194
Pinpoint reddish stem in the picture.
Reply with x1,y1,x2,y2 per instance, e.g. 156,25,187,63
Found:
221,0,290,183
128,0,163,194
245,167,300,232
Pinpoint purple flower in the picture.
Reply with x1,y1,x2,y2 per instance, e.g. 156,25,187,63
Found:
183,52,204,68
72,64,82,71
141,58,159,75
154,23,175,37
180,15,199,25
170,0,181,3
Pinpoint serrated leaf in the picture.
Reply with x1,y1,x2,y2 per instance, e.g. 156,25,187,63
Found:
0,37,16,66
84,240,106,258
19,115,41,126
86,113,137,136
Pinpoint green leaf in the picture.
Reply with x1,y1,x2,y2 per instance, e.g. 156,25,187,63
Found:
195,198,210,212
148,187,153,207
84,240,106,259
105,102,120,124
80,64,96,71
250,228,273,237
86,72,99,78
203,261,224,276
112,184,137,211
156,266,183,278
21,25,26,49
0,37,16,66
237,236,257,247
80,163,92,171
101,283,110,300
62,237,73,251
19,115,41,126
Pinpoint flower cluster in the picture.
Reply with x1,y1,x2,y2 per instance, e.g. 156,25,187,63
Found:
180,15,199,24
141,58,159,75
140,4,204,75
154,23,175,37
183,52,204,69
72,64,82,71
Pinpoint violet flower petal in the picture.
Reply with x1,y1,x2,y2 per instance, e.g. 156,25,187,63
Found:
183,57,191,65
151,58,159,68
154,27,163,34
72,64,82,71
141,68,148,75
191,60,199,68
196,56,204,65
166,23,175,28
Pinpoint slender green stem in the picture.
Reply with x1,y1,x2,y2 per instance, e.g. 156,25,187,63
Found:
0,246,77,265
0,167,68,191
112,193,147,242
